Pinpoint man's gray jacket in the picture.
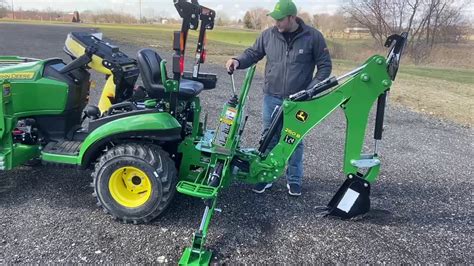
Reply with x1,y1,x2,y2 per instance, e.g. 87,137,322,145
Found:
235,18,332,98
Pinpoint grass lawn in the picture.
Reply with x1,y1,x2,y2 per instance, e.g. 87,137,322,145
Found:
399,66,474,85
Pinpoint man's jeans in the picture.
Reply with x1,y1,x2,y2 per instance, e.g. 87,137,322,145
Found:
262,94,304,186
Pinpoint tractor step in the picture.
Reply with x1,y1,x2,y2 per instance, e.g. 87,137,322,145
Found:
176,181,218,199
43,140,82,156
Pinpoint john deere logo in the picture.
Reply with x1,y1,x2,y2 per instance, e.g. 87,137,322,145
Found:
3,83,11,97
296,110,308,122
0,72,35,80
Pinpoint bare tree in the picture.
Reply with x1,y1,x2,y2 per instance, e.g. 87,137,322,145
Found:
216,13,232,26
298,11,313,26
313,13,348,34
243,8,270,30
343,0,467,63
0,0,9,18
93,9,138,24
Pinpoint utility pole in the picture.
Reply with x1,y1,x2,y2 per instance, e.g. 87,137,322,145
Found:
11,0,14,20
139,0,142,23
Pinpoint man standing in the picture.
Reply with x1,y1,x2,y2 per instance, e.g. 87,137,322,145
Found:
226,0,332,196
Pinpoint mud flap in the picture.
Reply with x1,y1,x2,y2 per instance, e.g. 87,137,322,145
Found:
327,175,371,219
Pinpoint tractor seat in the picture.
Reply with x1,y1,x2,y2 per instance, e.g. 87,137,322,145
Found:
137,48,203,100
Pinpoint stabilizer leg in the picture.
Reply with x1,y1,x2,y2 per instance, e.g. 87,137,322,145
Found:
179,200,217,266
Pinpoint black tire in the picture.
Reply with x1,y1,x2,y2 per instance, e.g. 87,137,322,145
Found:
92,143,177,224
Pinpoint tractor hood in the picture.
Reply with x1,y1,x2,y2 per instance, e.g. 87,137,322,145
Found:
0,59,43,81
0,56,41,71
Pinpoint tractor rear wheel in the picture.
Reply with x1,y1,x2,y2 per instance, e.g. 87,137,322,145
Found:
92,143,177,224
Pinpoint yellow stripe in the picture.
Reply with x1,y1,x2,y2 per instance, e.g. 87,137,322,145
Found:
98,75,116,113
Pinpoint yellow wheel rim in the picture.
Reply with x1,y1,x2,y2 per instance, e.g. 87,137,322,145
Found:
109,166,152,208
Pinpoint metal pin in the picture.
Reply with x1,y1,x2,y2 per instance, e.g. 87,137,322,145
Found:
230,74,236,96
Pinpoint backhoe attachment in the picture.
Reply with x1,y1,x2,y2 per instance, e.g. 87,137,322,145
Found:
233,32,408,220
177,31,408,264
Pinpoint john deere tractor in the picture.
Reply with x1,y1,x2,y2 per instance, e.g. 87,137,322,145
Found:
1,0,409,264
0,0,217,223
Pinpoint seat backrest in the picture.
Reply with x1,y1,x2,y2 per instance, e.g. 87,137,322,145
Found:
137,48,167,96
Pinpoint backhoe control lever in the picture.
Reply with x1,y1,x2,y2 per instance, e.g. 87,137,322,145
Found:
227,70,238,106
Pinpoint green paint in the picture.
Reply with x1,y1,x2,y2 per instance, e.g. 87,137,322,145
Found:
11,144,40,168
78,112,181,164
243,55,391,184
177,66,257,262
41,152,77,165
176,181,218,199
0,58,68,116
179,247,212,266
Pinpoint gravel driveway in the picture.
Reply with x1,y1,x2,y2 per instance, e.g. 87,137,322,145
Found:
0,23,472,264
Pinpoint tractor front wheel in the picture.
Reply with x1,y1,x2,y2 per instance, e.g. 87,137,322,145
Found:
92,143,177,224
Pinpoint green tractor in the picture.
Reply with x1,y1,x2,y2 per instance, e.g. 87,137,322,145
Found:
1,0,409,264
0,0,218,223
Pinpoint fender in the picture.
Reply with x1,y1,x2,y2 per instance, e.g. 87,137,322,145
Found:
78,112,181,167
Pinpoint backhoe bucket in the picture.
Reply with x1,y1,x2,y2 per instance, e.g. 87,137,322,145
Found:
327,175,370,219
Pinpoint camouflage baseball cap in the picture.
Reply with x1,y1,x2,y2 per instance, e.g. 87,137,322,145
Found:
267,0,297,20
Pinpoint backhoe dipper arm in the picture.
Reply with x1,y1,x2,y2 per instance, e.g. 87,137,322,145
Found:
245,56,390,184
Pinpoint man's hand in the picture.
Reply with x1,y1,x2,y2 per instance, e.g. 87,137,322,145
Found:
225,58,239,74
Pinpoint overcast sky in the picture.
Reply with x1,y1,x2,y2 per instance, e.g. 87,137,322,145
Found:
8,0,474,21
